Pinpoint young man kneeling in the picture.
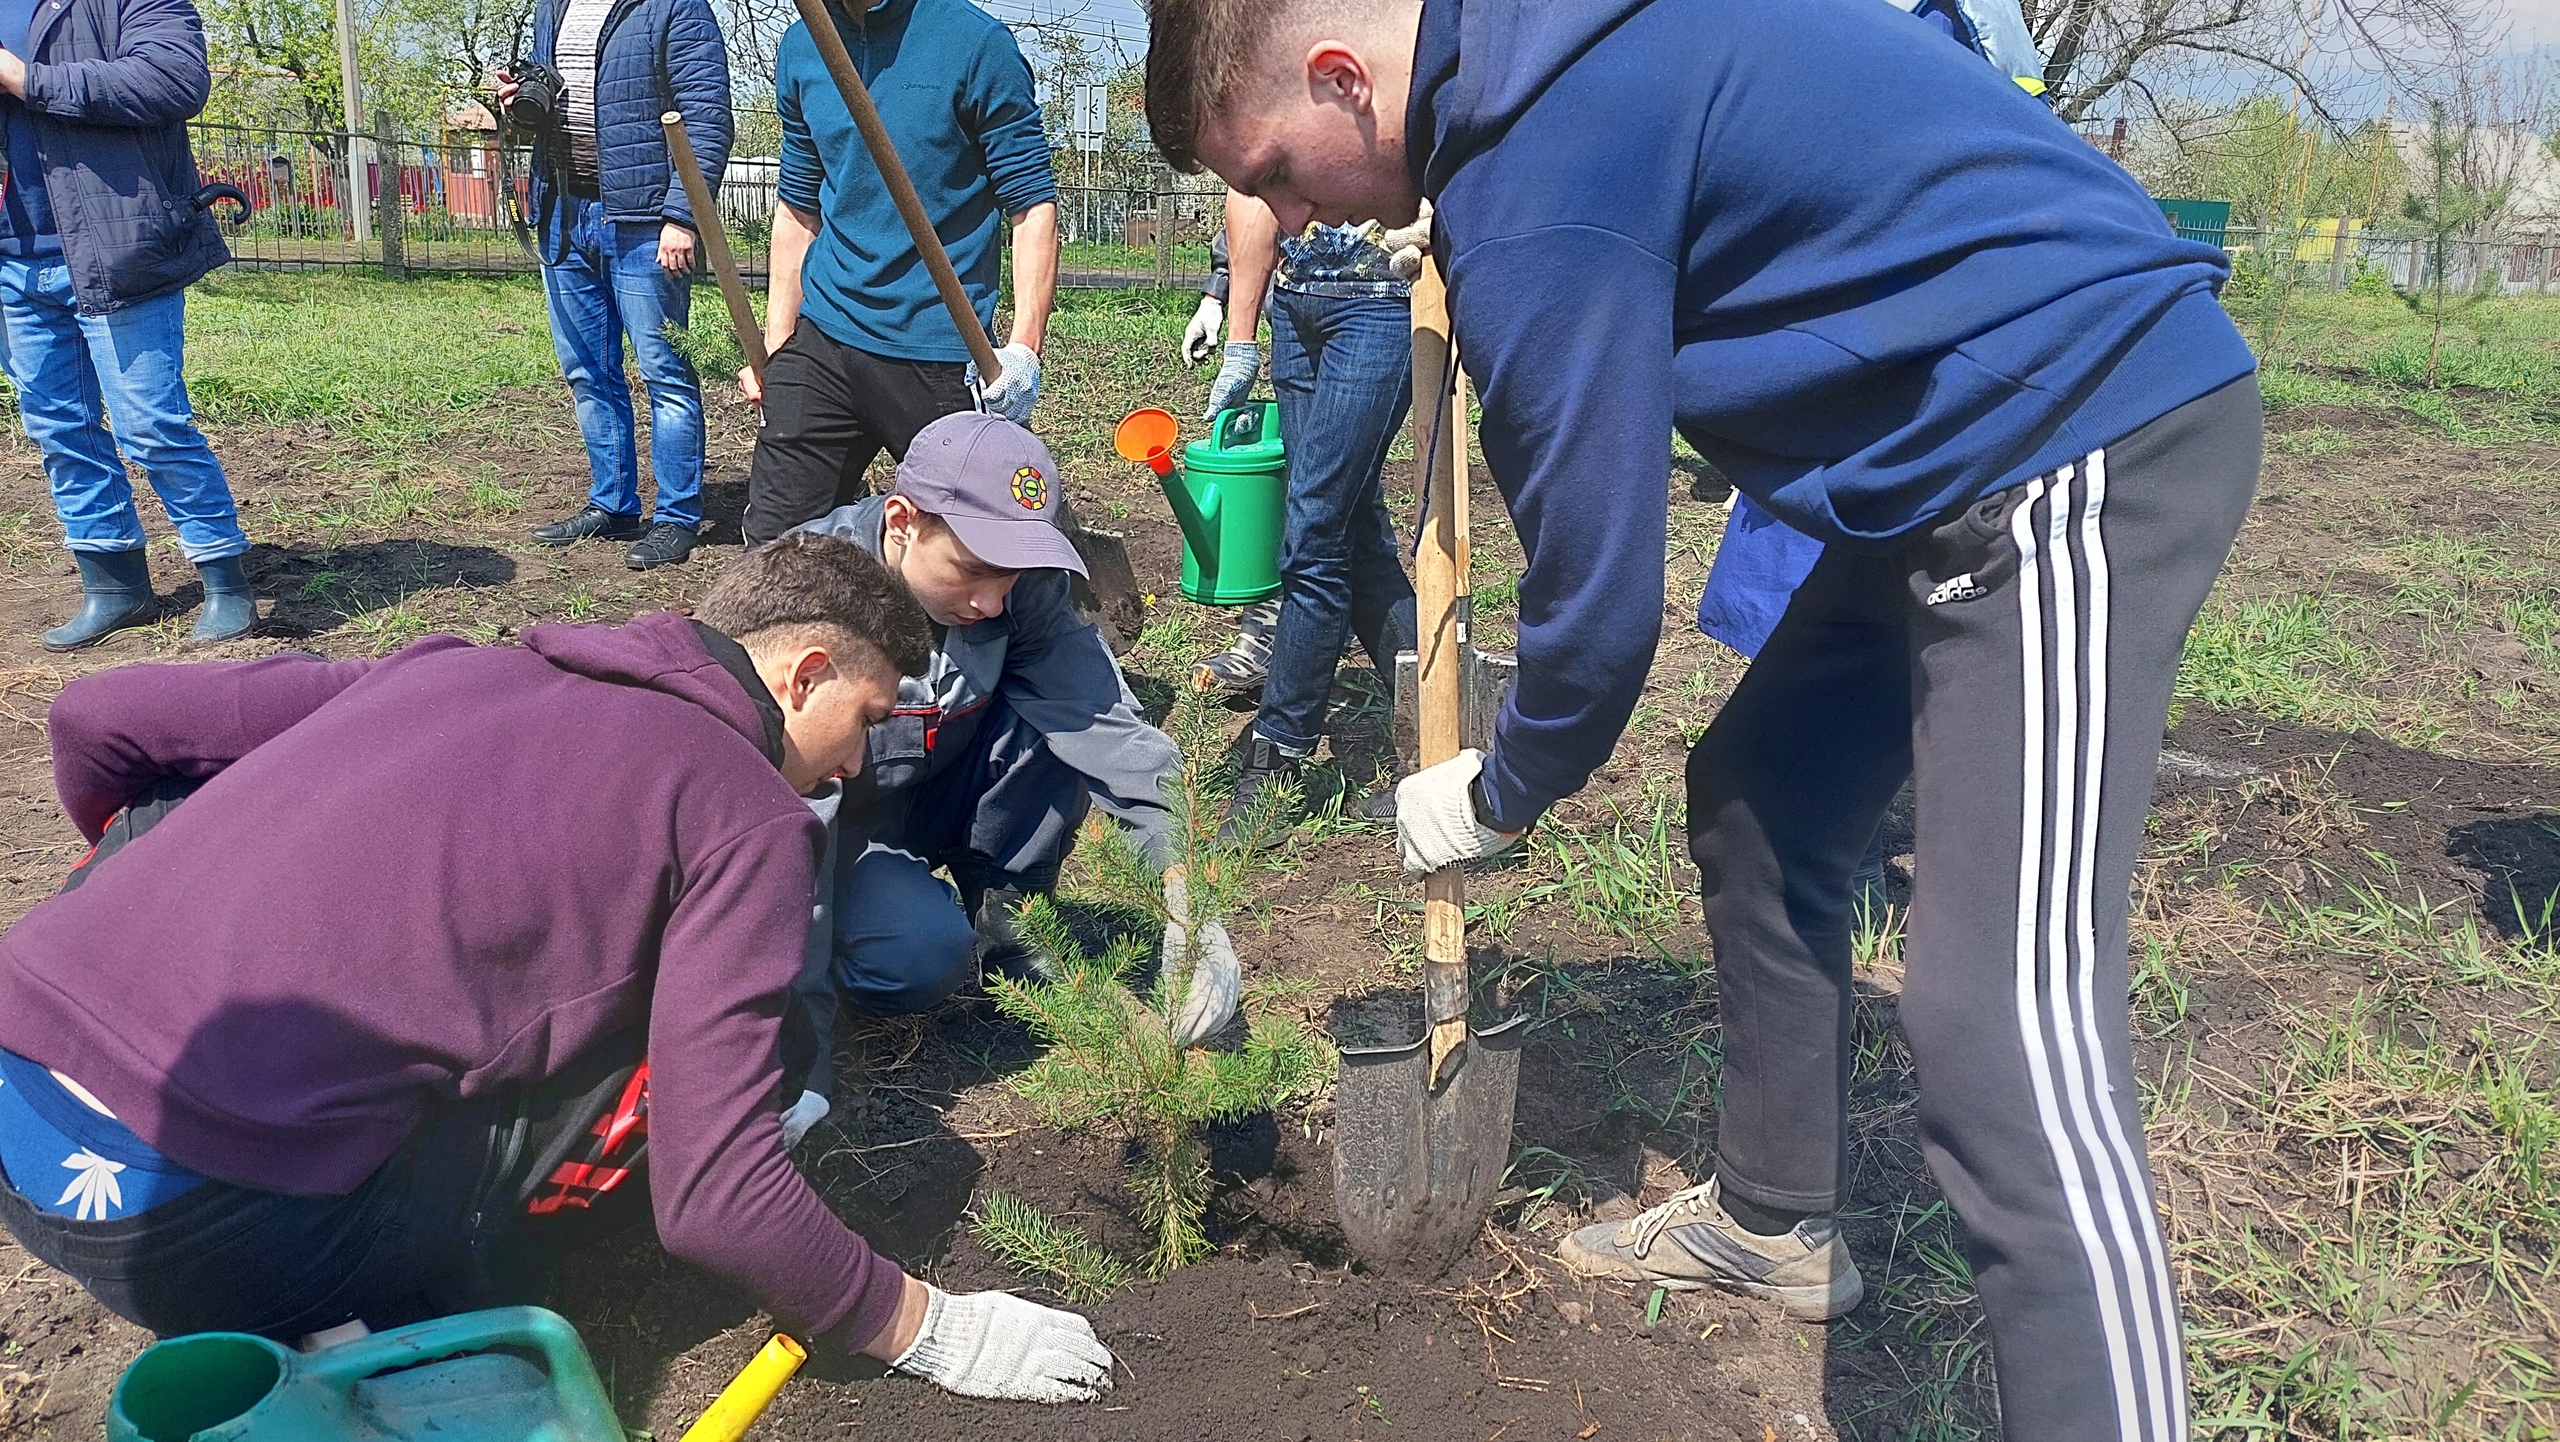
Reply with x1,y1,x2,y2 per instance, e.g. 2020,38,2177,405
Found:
0,536,1113,1403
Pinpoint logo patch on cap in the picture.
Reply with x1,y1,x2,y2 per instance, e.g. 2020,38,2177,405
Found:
1010,465,1048,511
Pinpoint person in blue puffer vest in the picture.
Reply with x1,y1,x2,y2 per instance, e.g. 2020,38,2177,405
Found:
501,0,731,572
0,0,257,650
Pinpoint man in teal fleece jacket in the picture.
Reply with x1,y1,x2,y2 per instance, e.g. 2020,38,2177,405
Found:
739,0,1061,546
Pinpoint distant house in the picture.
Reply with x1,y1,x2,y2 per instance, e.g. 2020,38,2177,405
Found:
444,99,503,222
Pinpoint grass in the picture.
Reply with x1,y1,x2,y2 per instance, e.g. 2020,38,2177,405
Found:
5,265,2553,1436
182,271,558,434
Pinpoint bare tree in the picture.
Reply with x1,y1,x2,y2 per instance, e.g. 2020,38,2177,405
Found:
2023,0,2503,127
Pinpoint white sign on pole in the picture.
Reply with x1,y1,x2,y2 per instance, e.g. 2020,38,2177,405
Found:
1072,83,1106,152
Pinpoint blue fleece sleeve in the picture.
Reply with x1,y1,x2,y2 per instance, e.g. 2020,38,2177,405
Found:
660,0,733,228
22,0,210,127
1449,227,1676,829
964,28,1057,218
776,33,822,216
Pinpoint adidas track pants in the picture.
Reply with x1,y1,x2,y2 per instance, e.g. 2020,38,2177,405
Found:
1685,375,2261,1439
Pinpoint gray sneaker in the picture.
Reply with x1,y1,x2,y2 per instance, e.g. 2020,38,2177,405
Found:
1192,598,1281,696
1556,1177,1864,1322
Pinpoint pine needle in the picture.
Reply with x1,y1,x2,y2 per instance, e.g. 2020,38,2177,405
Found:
971,1191,1134,1304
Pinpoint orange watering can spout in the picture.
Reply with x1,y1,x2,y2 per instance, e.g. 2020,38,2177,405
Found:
1117,406,1220,567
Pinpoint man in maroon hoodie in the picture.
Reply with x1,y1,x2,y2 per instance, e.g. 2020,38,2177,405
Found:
0,535,1116,1404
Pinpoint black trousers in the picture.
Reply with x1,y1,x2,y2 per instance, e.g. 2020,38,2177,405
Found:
0,783,647,1340
1687,377,2260,1440
743,318,976,545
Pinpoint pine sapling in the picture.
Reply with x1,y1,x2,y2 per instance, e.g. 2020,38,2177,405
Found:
989,695,1333,1273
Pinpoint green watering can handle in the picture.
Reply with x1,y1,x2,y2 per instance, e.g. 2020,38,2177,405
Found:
1217,405,1264,449
297,1306,626,1442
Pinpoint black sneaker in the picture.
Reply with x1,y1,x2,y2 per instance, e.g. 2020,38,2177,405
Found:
1219,733,1305,849
969,880,1056,983
532,504,646,548
624,521,699,571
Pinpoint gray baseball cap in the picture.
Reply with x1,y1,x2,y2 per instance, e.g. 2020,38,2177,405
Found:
893,412,1087,577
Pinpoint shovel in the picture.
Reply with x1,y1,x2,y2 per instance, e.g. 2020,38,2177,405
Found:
780,0,1146,651
660,110,768,384
1331,257,1526,1276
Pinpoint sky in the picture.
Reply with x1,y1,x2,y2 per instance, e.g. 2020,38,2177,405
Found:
2510,0,2560,45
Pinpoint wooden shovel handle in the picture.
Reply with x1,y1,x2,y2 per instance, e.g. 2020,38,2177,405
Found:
661,111,768,379
1412,258,1470,1087
786,0,1003,382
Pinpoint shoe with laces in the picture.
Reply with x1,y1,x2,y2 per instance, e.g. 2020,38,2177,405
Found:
1192,598,1280,696
532,504,647,548
624,521,699,571
1217,731,1304,849
1557,1177,1863,1322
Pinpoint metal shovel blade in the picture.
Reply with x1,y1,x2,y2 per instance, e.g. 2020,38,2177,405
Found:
1332,1013,1529,1276
1054,499,1145,655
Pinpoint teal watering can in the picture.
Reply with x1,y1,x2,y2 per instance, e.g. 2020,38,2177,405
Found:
107,1306,624,1442
1115,404,1287,606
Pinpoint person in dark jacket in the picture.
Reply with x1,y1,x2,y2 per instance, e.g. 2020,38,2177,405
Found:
766,414,1238,1147
501,0,732,571
0,536,1115,1404
1145,0,2260,1436
0,0,253,650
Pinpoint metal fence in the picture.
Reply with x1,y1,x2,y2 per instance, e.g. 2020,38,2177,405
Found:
190,118,1220,290
210,118,2560,301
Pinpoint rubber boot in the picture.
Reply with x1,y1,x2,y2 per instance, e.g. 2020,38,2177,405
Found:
188,556,258,646
41,548,157,652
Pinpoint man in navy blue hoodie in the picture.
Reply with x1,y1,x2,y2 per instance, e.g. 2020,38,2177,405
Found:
1145,0,2259,1436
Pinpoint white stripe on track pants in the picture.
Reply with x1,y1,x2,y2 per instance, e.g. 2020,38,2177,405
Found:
1685,375,2261,1439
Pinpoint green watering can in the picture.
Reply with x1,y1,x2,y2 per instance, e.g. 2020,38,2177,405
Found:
108,1306,624,1442
1115,404,1286,606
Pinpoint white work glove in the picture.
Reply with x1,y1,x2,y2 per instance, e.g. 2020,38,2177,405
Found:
1204,341,1260,418
1181,293,1224,366
892,1284,1115,1403
1395,748,1525,876
1377,198,1433,282
779,1089,830,1149
977,342,1042,424
1160,870,1240,1048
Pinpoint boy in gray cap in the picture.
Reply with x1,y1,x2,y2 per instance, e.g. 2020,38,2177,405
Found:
772,413,1239,1143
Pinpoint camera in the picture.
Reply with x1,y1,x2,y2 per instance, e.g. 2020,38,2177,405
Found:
502,58,565,129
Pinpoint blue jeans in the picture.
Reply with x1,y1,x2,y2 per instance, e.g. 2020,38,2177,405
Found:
0,256,246,562
828,699,1094,1014
1255,288,1418,754
542,195,703,530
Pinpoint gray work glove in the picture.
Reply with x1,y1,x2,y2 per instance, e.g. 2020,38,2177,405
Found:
1182,293,1224,366
1394,749,1526,876
779,1089,830,1149
1160,870,1241,1048
891,1285,1115,1403
1204,341,1260,418
1377,198,1433,282
976,342,1042,424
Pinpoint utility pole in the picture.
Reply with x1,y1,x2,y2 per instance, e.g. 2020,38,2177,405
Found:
337,0,371,244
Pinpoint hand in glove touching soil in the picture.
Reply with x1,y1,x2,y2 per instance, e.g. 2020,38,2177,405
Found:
1160,867,1241,1047
888,1282,1115,1402
1395,749,1525,875
779,1089,829,1148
